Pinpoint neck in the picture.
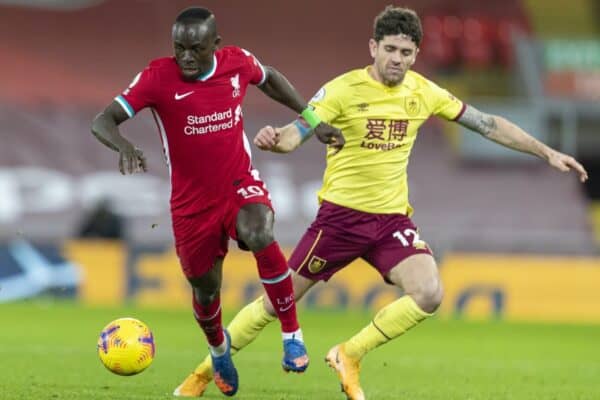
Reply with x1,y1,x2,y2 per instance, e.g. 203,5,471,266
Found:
196,54,215,80
368,65,403,88
201,55,215,74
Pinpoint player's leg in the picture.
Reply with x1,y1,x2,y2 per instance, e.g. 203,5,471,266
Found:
176,199,365,396
326,215,440,400
236,203,309,372
326,254,440,400
177,272,318,398
344,253,441,357
172,213,238,397
185,260,239,397
227,272,316,359
188,260,225,356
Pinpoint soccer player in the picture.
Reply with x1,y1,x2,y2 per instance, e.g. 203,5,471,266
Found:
175,6,588,399
90,7,344,397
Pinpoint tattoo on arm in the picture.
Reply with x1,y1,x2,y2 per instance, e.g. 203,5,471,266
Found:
457,105,497,137
456,104,550,159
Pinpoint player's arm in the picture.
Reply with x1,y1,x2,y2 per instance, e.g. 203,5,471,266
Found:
257,66,344,152
457,104,588,182
253,122,306,154
91,101,147,175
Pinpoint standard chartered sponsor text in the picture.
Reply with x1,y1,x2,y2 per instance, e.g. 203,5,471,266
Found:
185,108,233,135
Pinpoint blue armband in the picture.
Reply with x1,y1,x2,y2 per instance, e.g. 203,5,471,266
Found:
294,118,313,143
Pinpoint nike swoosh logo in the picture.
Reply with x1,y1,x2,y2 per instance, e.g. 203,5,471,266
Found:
174,91,194,100
279,303,294,313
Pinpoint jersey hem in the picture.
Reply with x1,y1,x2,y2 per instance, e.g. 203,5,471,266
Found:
318,195,410,215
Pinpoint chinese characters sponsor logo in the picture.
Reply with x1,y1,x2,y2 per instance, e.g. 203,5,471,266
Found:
360,118,409,151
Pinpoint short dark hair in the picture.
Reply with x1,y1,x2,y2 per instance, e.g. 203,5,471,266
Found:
373,6,422,46
175,7,213,24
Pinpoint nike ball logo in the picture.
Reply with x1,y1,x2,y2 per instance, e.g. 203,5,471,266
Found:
174,91,194,100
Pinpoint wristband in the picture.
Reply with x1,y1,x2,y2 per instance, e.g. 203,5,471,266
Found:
294,119,312,142
300,107,321,129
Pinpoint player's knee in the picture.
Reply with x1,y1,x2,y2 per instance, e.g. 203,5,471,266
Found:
237,226,274,251
193,287,219,306
190,274,221,306
413,279,443,313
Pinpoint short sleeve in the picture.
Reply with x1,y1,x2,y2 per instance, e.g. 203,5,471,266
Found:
115,67,157,118
241,48,267,86
428,81,465,121
308,81,343,123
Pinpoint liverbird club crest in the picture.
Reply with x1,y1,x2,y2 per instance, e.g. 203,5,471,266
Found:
231,73,241,98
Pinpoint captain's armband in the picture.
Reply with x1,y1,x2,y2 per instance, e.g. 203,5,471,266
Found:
301,107,321,128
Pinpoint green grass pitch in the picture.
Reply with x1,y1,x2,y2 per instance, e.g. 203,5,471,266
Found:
1,300,599,399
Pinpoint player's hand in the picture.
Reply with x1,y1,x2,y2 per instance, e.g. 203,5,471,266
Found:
547,150,588,182
313,122,345,154
253,125,280,151
118,142,147,175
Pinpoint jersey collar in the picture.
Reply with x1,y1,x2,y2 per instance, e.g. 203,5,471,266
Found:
363,66,411,91
197,54,218,81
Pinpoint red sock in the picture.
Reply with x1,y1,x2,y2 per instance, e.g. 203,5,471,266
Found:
254,241,299,333
192,294,225,347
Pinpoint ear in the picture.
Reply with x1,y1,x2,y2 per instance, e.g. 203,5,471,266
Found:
410,47,419,66
214,35,222,48
369,39,378,58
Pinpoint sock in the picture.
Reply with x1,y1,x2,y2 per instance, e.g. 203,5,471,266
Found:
194,296,276,377
282,328,303,342
254,241,299,333
209,333,228,357
344,295,432,360
192,294,225,348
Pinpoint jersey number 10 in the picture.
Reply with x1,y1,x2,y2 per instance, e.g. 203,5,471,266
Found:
237,185,265,199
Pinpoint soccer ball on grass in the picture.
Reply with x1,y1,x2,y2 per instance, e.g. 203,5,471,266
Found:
97,317,155,376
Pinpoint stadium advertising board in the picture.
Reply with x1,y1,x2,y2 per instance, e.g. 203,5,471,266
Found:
2,240,599,323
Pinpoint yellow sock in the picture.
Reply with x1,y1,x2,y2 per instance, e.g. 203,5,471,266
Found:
193,296,276,376
344,295,432,360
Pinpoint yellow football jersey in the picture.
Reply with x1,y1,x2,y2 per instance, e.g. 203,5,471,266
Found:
309,67,464,215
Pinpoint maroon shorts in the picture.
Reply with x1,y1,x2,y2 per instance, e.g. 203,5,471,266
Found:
173,171,272,279
289,201,432,282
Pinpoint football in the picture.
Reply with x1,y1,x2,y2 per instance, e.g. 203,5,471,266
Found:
97,317,155,376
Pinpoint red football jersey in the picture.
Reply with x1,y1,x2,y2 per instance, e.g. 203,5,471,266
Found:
116,46,267,216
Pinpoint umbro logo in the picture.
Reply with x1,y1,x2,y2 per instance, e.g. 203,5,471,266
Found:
174,91,194,100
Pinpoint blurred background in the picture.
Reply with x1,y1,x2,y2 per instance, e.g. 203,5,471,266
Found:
1,0,599,323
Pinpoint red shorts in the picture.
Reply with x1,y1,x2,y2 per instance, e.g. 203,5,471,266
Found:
289,201,433,282
172,171,272,279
